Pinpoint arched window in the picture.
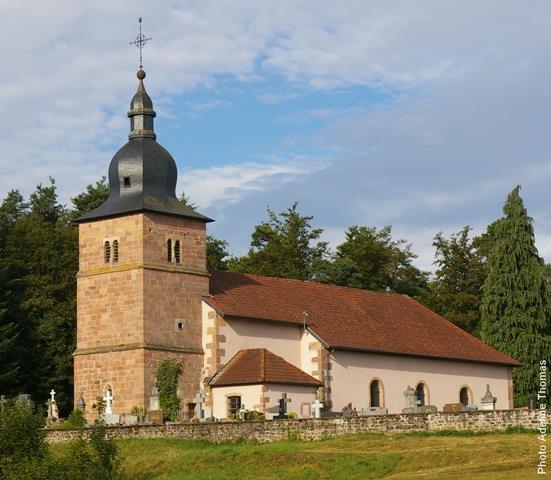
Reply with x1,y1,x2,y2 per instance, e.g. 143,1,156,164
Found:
459,387,470,406
174,240,181,264
167,239,172,262
104,241,111,263
370,379,381,408
415,383,426,406
112,240,119,263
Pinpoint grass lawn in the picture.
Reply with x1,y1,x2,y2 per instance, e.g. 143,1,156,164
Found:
112,430,537,479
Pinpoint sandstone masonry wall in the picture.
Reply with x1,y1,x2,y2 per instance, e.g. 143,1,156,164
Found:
45,409,547,444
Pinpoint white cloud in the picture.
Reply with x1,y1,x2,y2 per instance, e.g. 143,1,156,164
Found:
179,157,328,209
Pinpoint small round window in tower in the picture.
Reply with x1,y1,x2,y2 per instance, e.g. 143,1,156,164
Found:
175,319,185,332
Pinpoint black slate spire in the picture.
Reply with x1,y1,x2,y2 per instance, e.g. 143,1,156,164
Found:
75,71,212,223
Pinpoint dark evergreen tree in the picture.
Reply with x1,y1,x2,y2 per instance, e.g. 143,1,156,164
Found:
327,225,429,298
480,186,551,406
431,226,486,333
2,180,77,413
228,203,329,281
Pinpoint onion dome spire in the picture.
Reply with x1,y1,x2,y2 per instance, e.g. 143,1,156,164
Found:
74,18,213,224
128,69,156,140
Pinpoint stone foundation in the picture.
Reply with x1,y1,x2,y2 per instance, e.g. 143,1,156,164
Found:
45,408,547,444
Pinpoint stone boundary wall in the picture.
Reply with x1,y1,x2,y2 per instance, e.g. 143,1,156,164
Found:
45,409,547,444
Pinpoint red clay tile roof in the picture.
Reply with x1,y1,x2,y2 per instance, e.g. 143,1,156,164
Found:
209,348,323,387
207,271,520,367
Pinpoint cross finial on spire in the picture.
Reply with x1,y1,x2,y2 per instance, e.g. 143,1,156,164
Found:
130,17,152,71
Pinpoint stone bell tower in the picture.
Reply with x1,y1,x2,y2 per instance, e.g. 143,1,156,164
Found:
74,67,212,418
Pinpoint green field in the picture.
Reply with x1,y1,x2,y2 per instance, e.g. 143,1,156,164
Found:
111,430,537,479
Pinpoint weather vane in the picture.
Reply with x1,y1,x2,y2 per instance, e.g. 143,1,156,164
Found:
130,17,152,70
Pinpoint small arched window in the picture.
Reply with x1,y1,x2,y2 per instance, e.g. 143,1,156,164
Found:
174,240,181,264
460,387,469,406
104,241,111,263
167,239,172,262
370,380,381,408
415,383,426,406
112,240,119,263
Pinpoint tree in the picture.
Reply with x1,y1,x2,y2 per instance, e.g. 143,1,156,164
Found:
70,177,109,217
327,225,428,297
1,180,77,414
430,227,486,333
480,186,551,406
228,203,329,281
207,235,229,271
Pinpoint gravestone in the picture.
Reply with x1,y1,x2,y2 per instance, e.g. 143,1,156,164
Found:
76,392,86,412
103,388,114,415
361,407,388,416
264,405,280,420
238,403,248,421
402,385,437,414
443,403,466,413
104,413,120,426
148,410,164,425
15,394,33,410
194,392,205,420
149,386,160,411
311,399,324,419
124,414,138,426
480,385,497,411
274,393,291,419
47,389,59,422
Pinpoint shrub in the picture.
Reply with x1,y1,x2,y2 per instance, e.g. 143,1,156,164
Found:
0,399,122,479
287,412,298,419
0,401,46,467
156,359,182,422
59,409,87,429
245,411,265,421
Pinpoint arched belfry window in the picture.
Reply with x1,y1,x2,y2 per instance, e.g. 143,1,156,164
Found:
370,379,381,408
112,240,119,263
167,239,172,262
104,241,111,263
174,240,181,264
459,387,470,406
415,383,426,406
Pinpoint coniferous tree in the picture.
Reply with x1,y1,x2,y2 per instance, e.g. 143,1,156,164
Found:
480,186,551,406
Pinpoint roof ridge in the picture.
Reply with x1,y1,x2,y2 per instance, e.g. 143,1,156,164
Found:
210,270,409,298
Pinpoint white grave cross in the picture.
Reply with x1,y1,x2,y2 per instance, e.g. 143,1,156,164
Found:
312,399,324,419
103,388,113,415
194,392,205,419
50,389,56,403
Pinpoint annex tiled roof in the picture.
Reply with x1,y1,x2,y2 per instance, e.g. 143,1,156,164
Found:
207,271,520,367
209,348,323,387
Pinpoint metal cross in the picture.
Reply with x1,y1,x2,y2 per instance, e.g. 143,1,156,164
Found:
130,17,152,69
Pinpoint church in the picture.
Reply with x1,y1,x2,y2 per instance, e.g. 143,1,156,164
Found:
73,68,519,421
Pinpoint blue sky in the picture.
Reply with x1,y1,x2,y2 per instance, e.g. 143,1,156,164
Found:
2,1,551,270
